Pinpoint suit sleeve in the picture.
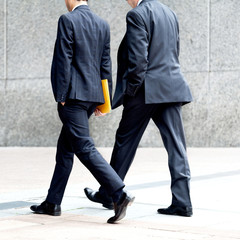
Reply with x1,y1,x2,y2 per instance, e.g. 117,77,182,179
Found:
51,15,73,102
100,24,113,101
125,10,149,97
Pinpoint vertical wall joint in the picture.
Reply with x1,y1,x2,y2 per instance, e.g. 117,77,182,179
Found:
3,0,7,83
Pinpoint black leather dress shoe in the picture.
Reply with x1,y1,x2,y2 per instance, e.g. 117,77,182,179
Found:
107,192,135,224
84,188,114,210
30,201,61,216
158,204,193,217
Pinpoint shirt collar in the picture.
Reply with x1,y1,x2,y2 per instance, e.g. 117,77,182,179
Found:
72,2,88,12
137,0,143,6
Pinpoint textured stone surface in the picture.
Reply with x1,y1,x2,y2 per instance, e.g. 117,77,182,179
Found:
210,0,240,71
208,71,240,147
3,79,61,146
161,0,209,72
0,0,239,147
7,0,66,79
89,107,123,147
0,80,6,145
0,0,4,79
182,72,211,146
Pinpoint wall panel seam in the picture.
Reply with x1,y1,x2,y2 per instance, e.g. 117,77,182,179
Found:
208,0,211,73
3,0,7,84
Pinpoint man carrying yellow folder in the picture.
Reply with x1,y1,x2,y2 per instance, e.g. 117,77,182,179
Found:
30,0,134,224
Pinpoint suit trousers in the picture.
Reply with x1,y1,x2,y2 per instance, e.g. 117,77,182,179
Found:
100,87,192,207
46,100,124,205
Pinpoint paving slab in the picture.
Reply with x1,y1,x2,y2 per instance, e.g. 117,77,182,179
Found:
0,147,240,239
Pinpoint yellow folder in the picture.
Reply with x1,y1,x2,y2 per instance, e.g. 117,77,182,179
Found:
97,79,111,113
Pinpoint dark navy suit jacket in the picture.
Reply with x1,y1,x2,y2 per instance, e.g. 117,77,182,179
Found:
113,0,192,109
51,5,112,103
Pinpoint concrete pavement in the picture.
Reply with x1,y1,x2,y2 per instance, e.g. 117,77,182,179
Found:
0,147,240,240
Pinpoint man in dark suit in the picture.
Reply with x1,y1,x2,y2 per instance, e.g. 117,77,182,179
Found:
30,0,134,224
85,0,193,217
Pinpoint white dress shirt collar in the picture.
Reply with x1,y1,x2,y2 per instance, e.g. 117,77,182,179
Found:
137,0,143,6
72,2,88,12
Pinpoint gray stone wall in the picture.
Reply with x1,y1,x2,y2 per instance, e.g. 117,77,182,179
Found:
0,0,239,147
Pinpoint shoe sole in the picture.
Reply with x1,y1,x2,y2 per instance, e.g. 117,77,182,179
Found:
32,210,61,216
158,210,192,217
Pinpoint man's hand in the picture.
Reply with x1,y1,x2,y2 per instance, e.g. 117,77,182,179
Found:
94,108,107,117
61,102,65,106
